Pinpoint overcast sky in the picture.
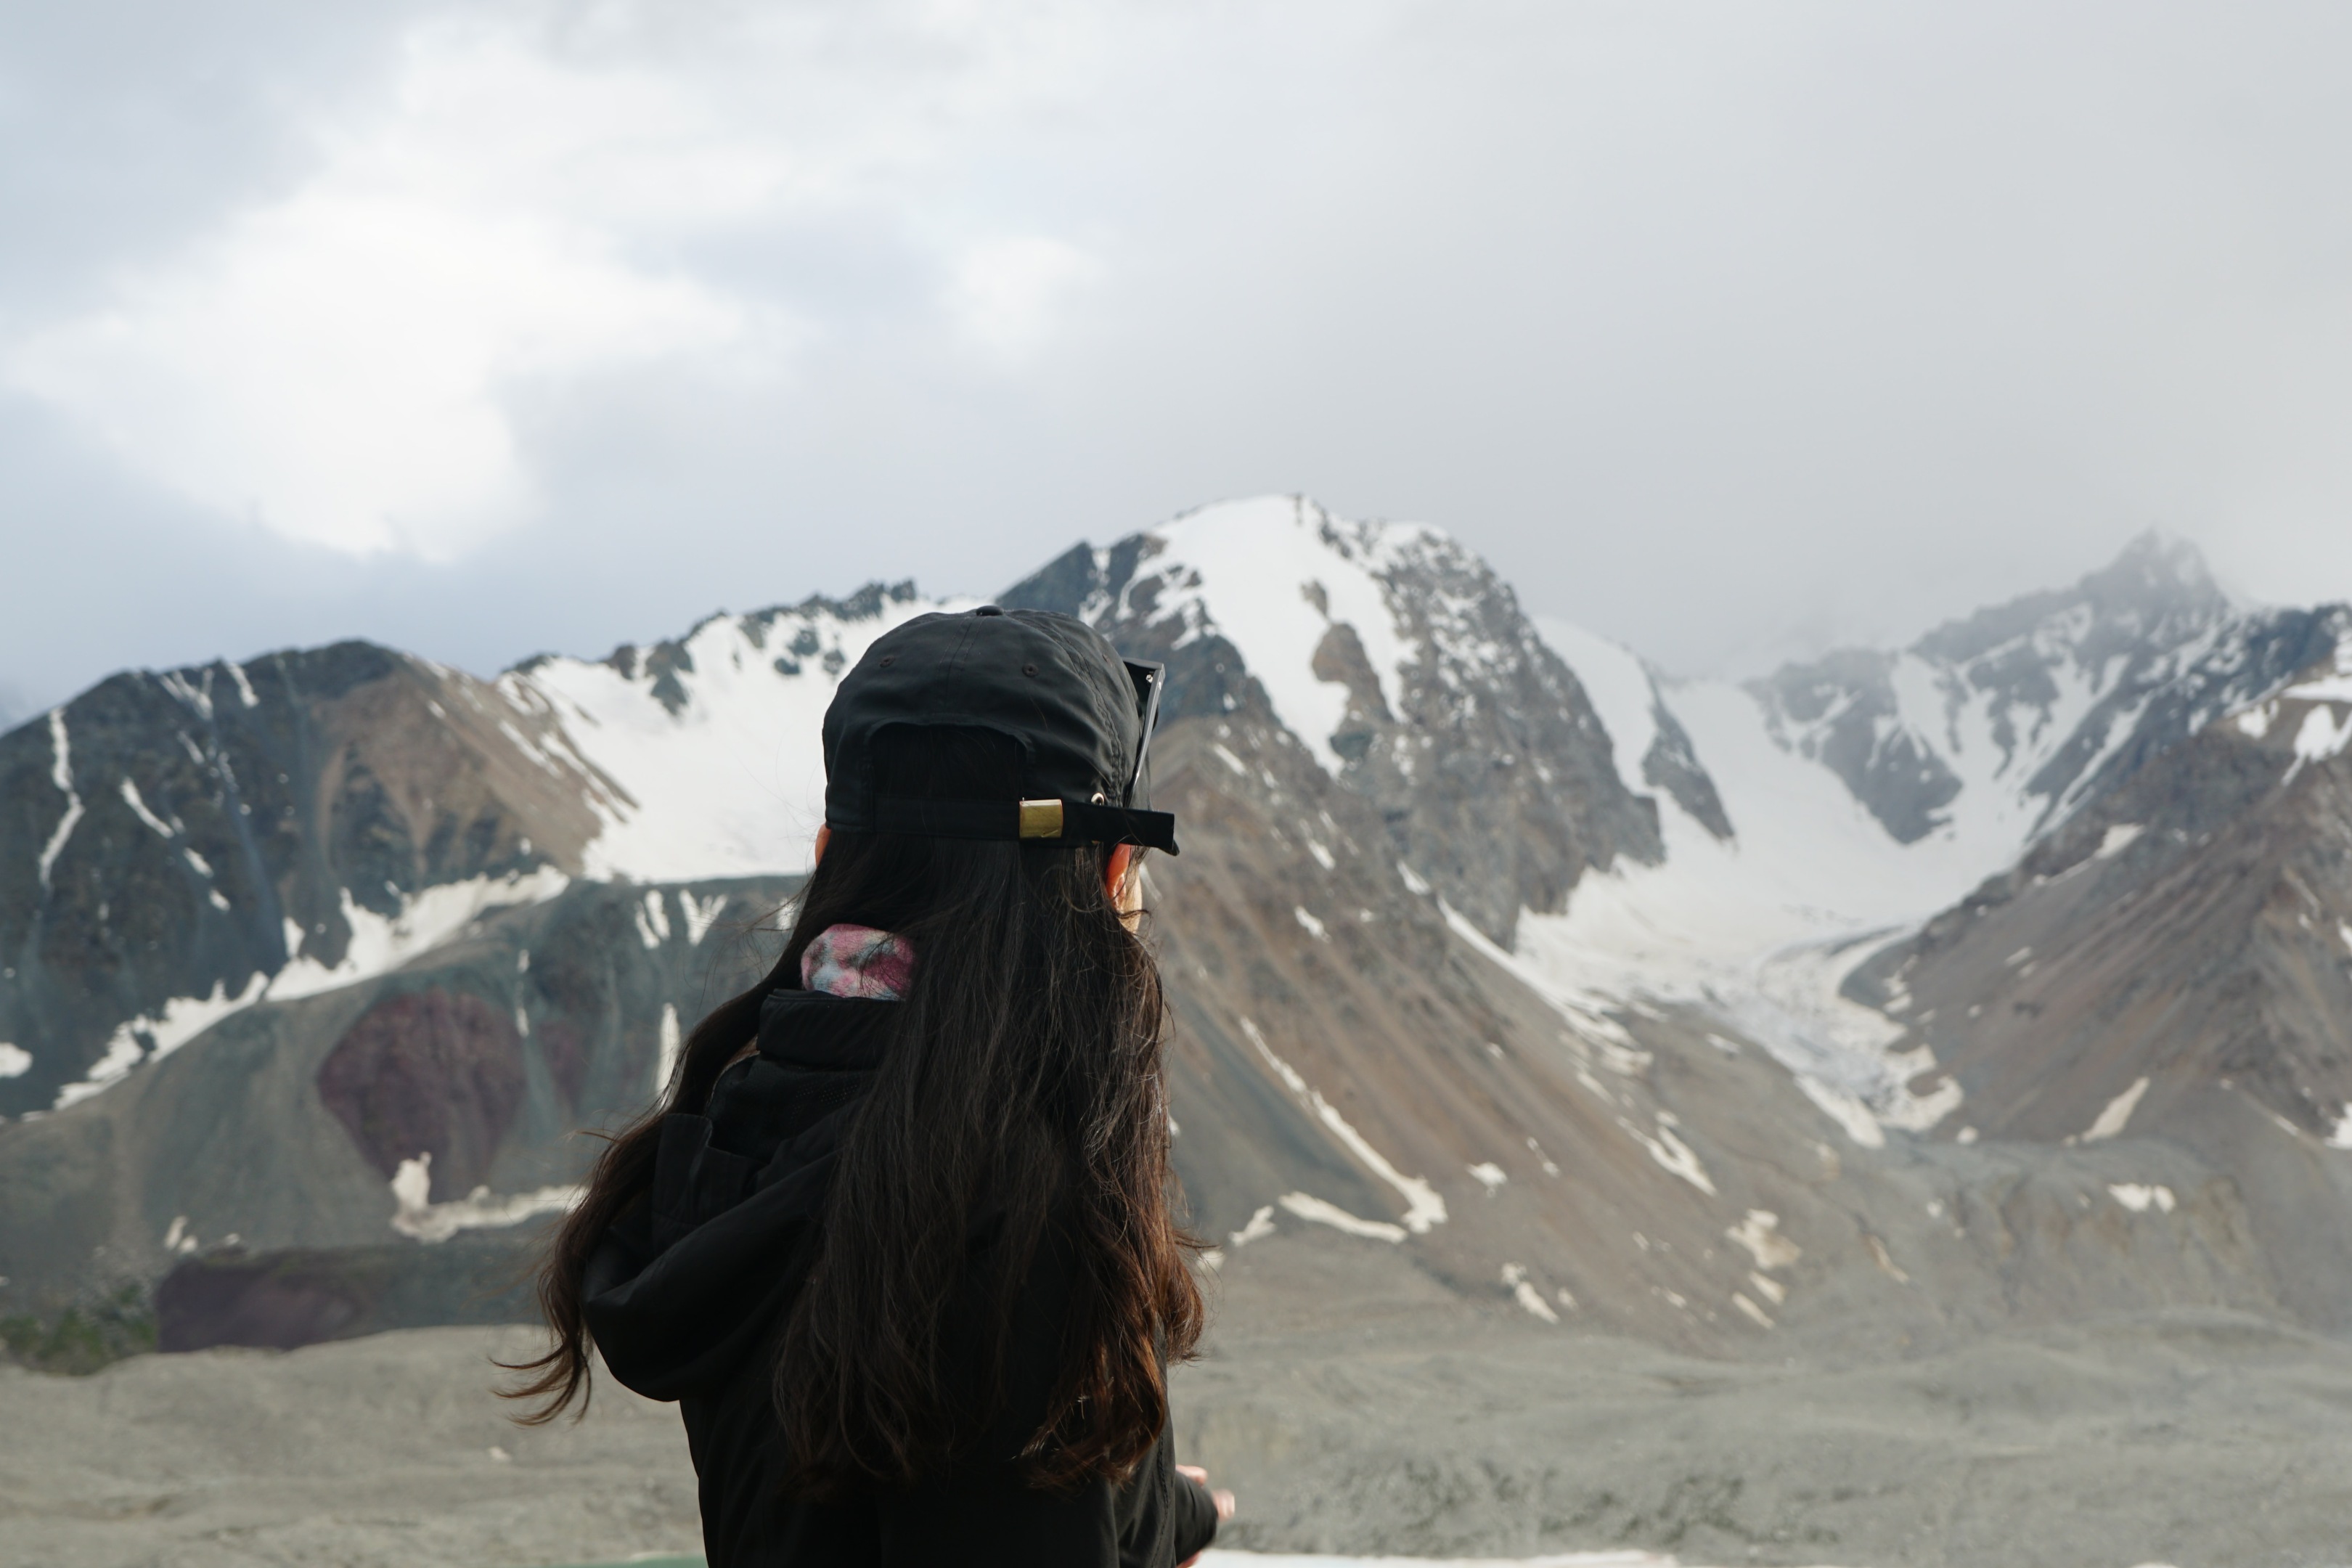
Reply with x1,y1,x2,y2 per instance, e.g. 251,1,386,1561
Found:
5,0,2351,726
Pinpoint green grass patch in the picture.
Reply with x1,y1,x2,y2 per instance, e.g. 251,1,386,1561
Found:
1,1284,158,1374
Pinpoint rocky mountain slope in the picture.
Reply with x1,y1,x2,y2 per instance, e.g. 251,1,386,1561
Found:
1522,540,2346,1077
0,643,592,1119
1842,634,2352,1327
0,586,938,1119
3,497,2349,1367
0,875,796,1329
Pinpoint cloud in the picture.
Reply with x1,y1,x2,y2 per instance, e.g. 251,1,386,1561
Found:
5,0,2352,705
0,3,1156,558
7,18,767,558
948,236,1102,361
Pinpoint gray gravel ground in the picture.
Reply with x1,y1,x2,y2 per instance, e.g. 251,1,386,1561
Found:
0,1324,701,1568
7,1229,2352,1568
1179,1230,2352,1568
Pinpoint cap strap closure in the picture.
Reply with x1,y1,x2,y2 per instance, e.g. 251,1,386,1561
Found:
1058,799,1180,854
867,795,1180,854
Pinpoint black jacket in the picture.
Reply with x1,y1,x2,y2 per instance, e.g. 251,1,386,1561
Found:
581,987,1220,1567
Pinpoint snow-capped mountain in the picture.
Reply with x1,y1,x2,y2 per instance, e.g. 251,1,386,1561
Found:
1749,534,2334,850
1,504,1784,1341
1810,629,2352,1329
507,581,957,883
0,587,952,1119
1002,495,1681,945
0,642,586,1119
1514,537,2346,1162
6,496,2352,1357
1857,632,2352,1132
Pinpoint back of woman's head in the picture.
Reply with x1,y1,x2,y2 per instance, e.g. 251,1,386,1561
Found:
505,678,1201,1498
776,724,1201,1495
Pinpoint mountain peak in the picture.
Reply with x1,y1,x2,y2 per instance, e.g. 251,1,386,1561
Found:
2077,528,2224,616
1751,527,2281,848
1002,493,1666,944
1913,528,2225,667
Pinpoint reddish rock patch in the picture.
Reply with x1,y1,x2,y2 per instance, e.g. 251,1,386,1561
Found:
317,989,524,1199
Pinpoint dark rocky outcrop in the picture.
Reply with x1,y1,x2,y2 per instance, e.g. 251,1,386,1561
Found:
1640,699,1734,841
154,1234,537,1352
1750,648,1962,843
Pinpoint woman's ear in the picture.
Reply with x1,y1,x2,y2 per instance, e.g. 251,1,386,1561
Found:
1105,845,1144,931
813,823,831,866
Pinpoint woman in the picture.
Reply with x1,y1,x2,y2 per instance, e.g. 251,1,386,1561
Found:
506,605,1232,1567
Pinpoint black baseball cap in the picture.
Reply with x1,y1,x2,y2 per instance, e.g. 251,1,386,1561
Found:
820,605,1178,854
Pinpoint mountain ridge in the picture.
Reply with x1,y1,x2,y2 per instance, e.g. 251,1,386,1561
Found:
7,497,2352,1365
1746,532,2335,852
1000,496,1665,946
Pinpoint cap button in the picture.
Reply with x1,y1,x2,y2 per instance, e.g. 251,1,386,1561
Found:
973,605,1005,616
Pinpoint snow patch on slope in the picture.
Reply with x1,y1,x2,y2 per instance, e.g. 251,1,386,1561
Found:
2279,640,2352,704
48,868,570,1111
52,974,271,1110
513,592,956,880
1519,673,2019,991
1240,1014,1447,1234
269,868,571,1003
2290,705,2352,767
389,1152,580,1244
2082,1077,2150,1142
1276,1191,1407,1244
1128,497,1420,774
36,710,84,891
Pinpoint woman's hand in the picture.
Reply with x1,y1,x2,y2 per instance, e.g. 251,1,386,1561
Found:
1175,1465,1236,1566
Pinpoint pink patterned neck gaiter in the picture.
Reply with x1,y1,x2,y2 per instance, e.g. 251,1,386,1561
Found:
799,923,916,1001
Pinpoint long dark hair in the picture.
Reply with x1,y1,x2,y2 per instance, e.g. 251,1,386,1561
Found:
502,727,1204,1495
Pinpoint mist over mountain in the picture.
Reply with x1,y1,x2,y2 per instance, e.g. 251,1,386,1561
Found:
3,496,2348,1371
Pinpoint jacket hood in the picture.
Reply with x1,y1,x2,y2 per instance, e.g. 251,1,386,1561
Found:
583,987,893,1402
